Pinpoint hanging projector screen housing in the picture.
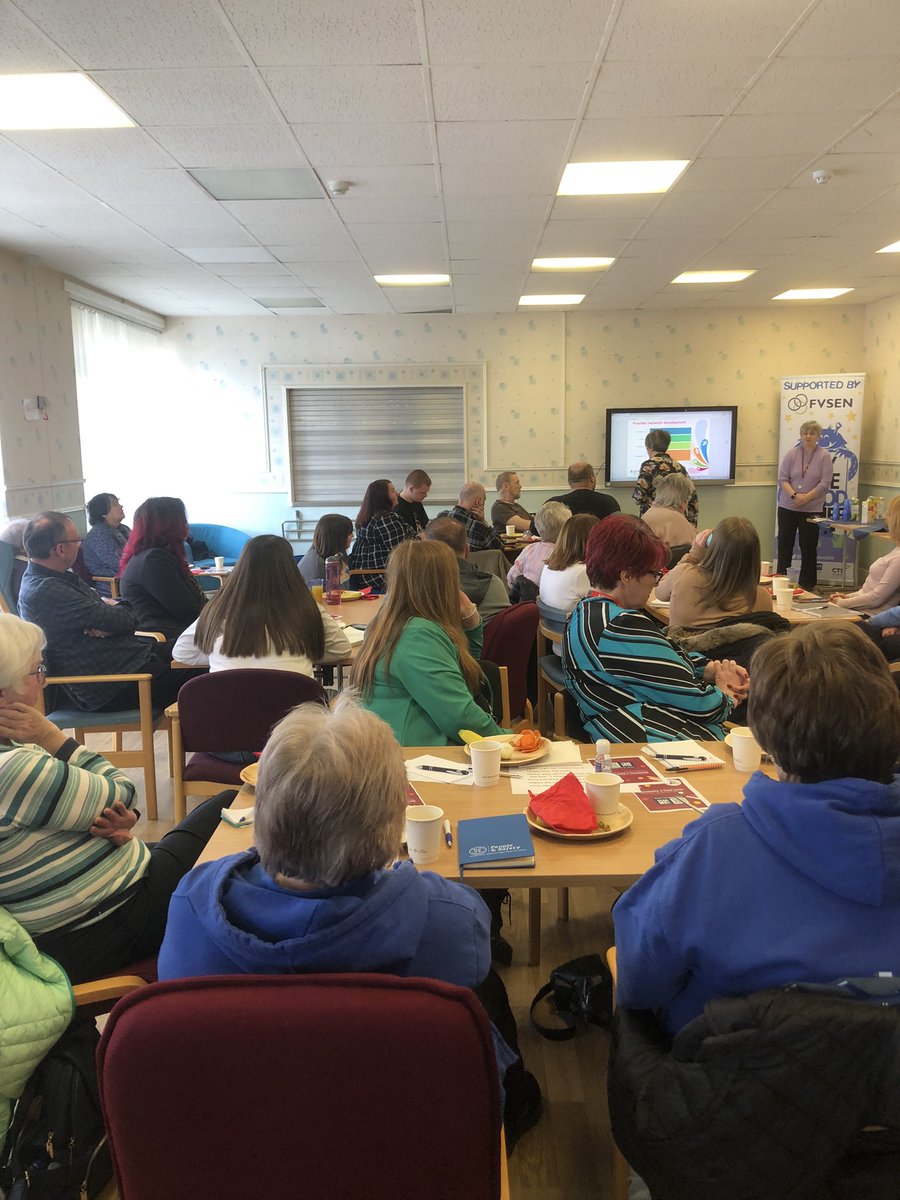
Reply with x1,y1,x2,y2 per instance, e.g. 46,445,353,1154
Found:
605,406,738,486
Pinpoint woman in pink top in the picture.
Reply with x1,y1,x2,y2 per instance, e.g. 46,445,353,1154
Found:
506,500,570,593
832,497,900,615
776,421,833,590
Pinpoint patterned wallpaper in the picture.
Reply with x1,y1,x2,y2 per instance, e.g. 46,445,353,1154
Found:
0,249,83,522
862,296,900,488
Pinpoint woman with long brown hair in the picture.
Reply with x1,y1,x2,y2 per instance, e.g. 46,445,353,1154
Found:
654,516,772,630
351,539,505,746
539,513,599,614
173,534,350,673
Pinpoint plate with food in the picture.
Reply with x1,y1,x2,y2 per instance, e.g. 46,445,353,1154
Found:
462,729,550,764
524,802,634,841
339,589,363,601
239,762,259,788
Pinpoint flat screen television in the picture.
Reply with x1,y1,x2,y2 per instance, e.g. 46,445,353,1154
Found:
605,406,738,487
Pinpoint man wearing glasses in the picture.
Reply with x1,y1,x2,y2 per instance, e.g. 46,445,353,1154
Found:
18,512,192,712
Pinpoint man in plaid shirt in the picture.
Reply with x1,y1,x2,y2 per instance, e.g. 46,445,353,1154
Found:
449,483,504,552
18,512,190,712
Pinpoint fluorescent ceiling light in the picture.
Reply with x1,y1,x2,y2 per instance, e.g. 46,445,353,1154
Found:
0,73,133,130
518,294,585,306
189,168,323,201
374,274,451,286
673,270,756,284
773,288,854,300
532,257,614,271
876,239,900,254
558,160,689,196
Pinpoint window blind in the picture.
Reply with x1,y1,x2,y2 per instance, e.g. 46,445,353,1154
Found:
286,386,465,506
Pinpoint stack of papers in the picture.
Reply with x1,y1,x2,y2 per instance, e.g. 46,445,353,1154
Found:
405,755,473,786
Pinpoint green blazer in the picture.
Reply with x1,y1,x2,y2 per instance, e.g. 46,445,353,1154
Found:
363,617,506,746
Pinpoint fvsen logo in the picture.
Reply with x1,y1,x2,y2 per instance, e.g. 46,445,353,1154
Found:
788,393,809,414
469,845,489,857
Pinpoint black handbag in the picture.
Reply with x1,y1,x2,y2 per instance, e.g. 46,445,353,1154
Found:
530,953,614,1040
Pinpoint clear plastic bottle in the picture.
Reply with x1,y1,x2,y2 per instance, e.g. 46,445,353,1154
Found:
324,554,342,606
595,738,612,773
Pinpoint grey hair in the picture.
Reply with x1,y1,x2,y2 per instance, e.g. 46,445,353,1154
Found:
654,473,695,509
458,481,485,507
0,614,45,692
799,420,822,436
535,501,572,541
254,693,408,886
0,520,28,552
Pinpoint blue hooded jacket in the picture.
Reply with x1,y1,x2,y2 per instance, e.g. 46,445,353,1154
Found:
159,852,491,986
614,772,900,1034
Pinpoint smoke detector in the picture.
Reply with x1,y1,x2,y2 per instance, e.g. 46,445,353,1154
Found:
812,169,832,186
326,179,351,196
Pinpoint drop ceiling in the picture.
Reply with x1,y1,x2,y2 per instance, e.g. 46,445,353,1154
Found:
1,0,899,317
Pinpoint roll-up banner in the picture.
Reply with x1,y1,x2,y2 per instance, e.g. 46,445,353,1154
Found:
777,373,865,586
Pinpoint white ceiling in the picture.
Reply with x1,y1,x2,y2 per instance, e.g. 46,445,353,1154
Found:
1,0,899,317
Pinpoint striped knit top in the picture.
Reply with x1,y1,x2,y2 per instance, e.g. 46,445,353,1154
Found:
0,738,150,935
562,595,733,744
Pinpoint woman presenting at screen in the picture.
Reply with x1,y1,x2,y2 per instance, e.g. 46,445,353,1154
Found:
776,420,832,591
632,429,699,527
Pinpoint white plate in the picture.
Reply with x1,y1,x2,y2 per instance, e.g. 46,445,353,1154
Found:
463,733,550,765
524,802,634,841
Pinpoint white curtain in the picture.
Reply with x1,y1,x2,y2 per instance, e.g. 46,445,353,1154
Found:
71,303,168,510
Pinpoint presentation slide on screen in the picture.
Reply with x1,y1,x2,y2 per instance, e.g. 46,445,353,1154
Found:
607,409,736,483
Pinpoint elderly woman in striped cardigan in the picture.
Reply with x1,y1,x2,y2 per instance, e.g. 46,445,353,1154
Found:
0,613,228,984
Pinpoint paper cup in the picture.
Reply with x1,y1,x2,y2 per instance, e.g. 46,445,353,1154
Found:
731,728,761,772
405,804,444,864
772,576,791,590
760,560,772,575
470,740,503,787
584,771,622,817
505,524,516,536
775,590,793,612
214,555,225,571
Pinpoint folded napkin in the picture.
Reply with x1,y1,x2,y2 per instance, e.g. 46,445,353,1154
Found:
528,771,597,833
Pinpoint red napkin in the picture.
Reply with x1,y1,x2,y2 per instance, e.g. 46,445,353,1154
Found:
528,772,597,833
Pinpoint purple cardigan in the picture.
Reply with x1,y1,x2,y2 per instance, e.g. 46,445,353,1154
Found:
777,444,832,513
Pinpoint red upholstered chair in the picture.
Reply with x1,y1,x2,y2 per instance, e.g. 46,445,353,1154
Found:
481,602,539,727
166,669,327,820
98,974,508,1200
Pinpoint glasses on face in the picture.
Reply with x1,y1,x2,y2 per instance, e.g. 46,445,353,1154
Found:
648,570,665,583
57,538,83,545
27,665,47,685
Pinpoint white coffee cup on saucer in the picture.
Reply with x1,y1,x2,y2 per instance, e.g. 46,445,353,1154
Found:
584,771,622,817
470,740,503,787
731,728,762,772
405,804,444,864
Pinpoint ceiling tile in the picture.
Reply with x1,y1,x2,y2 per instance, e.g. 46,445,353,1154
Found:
146,124,305,169
703,112,865,158
537,219,640,254
293,122,433,166
436,120,570,166
309,164,437,198
676,155,809,192
572,115,719,160
5,128,175,172
431,64,590,122
586,59,759,119
444,195,550,223
440,161,560,197
90,68,275,125
20,0,242,68
833,102,900,155
329,195,442,223
737,57,900,115
223,0,420,66
423,0,615,64
262,65,427,123
347,221,447,265
780,0,900,57
605,0,814,61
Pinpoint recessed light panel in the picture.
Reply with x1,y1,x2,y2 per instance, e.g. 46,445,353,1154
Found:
374,274,451,286
179,248,275,264
558,160,689,196
188,168,324,201
673,270,755,284
257,297,326,309
773,288,854,300
0,73,133,130
532,257,614,271
518,294,585,306
876,240,900,254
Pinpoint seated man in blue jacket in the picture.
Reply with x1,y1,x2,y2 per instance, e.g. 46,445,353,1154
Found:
158,694,541,1150
18,511,190,712
613,621,900,1036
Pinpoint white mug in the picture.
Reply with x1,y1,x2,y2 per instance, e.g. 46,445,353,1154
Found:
505,524,516,536
731,728,762,772
584,771,622,817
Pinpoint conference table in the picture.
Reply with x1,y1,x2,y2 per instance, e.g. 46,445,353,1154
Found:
197,739,773,964
647,590,861,626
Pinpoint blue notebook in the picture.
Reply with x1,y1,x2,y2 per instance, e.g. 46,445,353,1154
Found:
457,813,535,871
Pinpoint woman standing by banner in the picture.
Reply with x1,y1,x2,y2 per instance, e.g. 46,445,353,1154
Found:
776,420,833,590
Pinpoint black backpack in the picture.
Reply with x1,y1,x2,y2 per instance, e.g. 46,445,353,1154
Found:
530,954,614,1040
1,1021,112,1200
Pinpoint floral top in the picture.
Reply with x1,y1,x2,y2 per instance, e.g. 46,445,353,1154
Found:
633,454,698,527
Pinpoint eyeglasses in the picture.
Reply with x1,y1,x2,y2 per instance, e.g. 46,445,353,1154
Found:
27,665,47,684
648,570,665,583
57,538,83,545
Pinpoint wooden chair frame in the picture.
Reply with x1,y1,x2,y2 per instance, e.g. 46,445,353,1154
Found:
91,575,120,598
537,621,567,738
166,700,238,823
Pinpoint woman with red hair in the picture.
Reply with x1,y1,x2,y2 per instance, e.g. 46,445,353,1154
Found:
120,497,206,639
563,515,747,742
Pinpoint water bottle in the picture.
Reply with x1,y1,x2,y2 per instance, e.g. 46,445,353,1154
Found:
324,554,342,605
841,497,851,522
595,738,612,773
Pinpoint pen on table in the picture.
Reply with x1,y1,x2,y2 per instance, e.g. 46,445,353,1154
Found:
443,819,453,848
418,764,472,776
653,754,708,761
